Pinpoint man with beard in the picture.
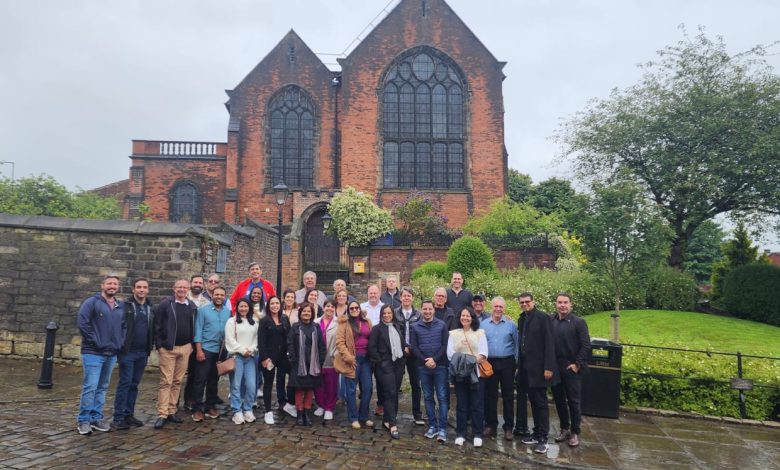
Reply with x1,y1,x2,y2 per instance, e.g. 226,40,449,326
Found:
77,275,125,435
112,278,154,430
187,275,210,307
191,287,232,422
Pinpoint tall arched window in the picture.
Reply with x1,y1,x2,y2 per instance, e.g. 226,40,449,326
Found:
268,85,316,189
170,181,201,224
382,47,466,189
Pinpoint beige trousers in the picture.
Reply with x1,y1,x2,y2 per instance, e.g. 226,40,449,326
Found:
157,343,192,417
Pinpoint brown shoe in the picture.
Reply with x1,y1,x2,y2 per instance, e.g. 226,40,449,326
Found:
205,408,220,419
483,426,495,438
554,429,571,442
568,433,580,447
374,406,384,417
504,429,514,441
191,411,204,422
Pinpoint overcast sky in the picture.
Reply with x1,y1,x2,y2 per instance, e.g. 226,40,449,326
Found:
2,0,779,246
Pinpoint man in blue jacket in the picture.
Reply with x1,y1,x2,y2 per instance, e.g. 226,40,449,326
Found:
411,300,450,443
77,275,126,435
112,278,154,430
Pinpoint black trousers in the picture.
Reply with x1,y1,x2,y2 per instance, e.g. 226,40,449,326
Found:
261,365,289,412
528,387,549,442
514,359,530,433
552,368,583,434
484,356,515,431
376,359,404,426
191,350,222,412
400,355,422,418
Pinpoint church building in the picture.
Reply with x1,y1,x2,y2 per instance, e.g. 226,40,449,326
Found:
111,0,508,286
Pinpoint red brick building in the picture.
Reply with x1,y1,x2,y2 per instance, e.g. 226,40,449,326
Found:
112,0,507,287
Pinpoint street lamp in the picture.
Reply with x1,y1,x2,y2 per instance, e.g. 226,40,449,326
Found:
321,212,332,232
0,160,14,181
273,180,289,294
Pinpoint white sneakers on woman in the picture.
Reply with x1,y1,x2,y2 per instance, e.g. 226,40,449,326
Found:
243,410,256,423
264,411,274,424
232,412,245,425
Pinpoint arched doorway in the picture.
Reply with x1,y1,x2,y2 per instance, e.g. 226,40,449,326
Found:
303,208,344,282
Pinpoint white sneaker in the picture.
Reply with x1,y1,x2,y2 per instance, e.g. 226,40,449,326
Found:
243,410,256,423
323,411,333,420
455,437,465,446
283,403,298,418
232,412,245,425
313,407,325,417
264,411,274,424
473,437,483,447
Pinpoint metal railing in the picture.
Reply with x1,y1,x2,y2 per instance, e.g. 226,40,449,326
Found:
620,343,780,419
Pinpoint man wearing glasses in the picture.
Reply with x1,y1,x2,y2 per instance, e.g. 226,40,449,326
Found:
204,274,231,310
515,292,557,454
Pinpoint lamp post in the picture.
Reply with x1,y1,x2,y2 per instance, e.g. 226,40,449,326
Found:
273,180,289,294
0,160,14,181
321,212,332,232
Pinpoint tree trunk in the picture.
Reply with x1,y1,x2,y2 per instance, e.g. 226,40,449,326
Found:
668,234,686,269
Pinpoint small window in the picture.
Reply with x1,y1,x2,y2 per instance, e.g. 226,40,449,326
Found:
170,181,201,224
216,246,228,273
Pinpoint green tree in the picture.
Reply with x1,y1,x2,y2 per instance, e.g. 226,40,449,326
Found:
508,169,533,204
557,28,780,268
447,236,496,279
463,198,562,238
326,187,393,247
683,220,725,283
390,191,452,245
580,182,672,313
710,222,761,298
0,174,121,219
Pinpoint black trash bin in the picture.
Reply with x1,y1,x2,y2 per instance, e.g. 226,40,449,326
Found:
581,339,622,419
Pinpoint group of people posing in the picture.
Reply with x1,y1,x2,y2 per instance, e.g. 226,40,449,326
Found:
76,266,591,454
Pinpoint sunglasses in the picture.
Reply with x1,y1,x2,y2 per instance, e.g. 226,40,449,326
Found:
349,306,361,311
208,280,219,284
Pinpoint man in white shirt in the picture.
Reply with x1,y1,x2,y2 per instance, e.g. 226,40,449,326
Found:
360,284,384,415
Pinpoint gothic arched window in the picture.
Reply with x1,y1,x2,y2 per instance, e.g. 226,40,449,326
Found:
268,85,316,189
170,181,201,224
382,48,466,189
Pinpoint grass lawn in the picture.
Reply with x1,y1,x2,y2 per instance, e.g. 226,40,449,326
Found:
585,310,780,358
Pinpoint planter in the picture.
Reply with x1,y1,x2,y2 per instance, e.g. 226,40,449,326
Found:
347,246,370,256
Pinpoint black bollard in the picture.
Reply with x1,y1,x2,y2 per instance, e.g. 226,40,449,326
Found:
37,321,58,389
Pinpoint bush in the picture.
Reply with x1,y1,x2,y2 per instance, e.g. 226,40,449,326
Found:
327,187,393,246
411,261,450,281
409,274,447,303
621,345,780,420
447,236,496,279
643,264,698,311
723,264,780,326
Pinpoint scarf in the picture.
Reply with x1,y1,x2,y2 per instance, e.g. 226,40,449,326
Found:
385,321,403,361
297,322,321,377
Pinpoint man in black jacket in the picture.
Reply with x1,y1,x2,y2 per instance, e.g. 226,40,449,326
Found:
551,293,591,447
515,292,558,454
433,287,456,331
112,278,154,430
153,279,198,429
393,286,423,424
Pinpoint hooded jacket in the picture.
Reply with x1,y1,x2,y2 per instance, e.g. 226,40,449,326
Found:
78,293,125,356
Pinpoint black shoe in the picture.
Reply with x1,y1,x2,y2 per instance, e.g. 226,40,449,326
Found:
126,416,144,427
154,417,167,429
167,414,183,424
303,410,312,426
214,397,225,405
296,412,305,426
113,420,130,430
513,428,530,437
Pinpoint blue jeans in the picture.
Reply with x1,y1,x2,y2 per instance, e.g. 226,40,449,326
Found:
454,378,485,438
113,351,148,422
418,365,449,431
78,353,117,423
230,355,257,413
345,354,373,423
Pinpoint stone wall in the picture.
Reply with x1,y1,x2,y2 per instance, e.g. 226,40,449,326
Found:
0,214,277,363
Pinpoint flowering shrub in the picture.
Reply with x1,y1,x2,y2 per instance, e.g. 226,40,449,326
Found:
390,191,457,245
326,187,393,247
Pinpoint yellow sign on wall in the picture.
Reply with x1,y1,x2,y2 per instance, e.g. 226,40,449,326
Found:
353,261,365,274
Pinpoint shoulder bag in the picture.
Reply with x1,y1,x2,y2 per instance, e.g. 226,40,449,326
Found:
216,319,239,376
465,330,493,377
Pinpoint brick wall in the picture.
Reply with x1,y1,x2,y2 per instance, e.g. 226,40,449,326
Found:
347,245,556,291
0,214,277,363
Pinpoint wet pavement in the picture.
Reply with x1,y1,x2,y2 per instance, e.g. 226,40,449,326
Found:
0,358,778,469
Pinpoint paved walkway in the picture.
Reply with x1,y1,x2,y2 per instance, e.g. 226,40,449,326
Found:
0,358,778,469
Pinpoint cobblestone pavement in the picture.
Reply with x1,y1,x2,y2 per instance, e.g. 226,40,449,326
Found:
1,359,778,469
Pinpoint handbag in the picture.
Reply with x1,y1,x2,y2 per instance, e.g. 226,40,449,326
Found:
465,330,493,377
216,319,239,376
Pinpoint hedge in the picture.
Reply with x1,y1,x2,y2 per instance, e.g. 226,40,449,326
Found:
722,263,780,326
